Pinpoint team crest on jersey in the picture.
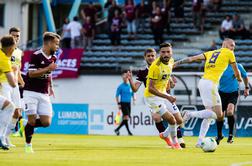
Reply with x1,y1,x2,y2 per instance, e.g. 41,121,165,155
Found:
11,56,15,62
162,74,167,79
41,61,45,64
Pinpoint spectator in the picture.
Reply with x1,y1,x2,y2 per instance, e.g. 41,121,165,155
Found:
207,40,217,51
110,10,123,46
61,18,71,48
81,1,97,25
151,6,164,45
136,0,149,33
107,1,122,32
230,14,247,39
173,0,185,22
192,0,203,31
67,16,82,48
219,15,232,40
212,0,222,12
125,0,136,40
161,0,172,34
82,16,95,51
151,1,157,15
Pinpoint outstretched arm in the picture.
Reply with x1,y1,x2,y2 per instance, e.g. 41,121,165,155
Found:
173,54,205,68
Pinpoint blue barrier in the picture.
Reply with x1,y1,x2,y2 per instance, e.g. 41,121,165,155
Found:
37,104,89,134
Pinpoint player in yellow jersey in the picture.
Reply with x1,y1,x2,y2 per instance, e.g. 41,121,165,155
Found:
144,43,183,149
0,36,17,150
0,27,25,147
174,38,242,147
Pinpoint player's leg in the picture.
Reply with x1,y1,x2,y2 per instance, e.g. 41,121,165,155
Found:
165,100,186,148
115,103,132,135
216,91,226,144
0,97,15,150
5,86,22,147
226,103,235,143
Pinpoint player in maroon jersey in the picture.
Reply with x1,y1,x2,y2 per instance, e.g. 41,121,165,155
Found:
127,48,186,148
23,32,60,153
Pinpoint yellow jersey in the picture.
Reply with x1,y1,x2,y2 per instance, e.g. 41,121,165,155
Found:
0,48,22,82
0,49,12,83
144,57,174,97
202,48,236,84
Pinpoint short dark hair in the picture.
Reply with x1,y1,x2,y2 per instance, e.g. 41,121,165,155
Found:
144,48,156,57
43,32,61,43
159,42,172,49
0,35,15,48
73,16,79,21
9,27,20,34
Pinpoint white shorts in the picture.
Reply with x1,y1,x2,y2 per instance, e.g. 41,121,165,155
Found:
198,78,221,107
23,90,52,117
0,82,21,108
144,96,179,116
0,95,7,109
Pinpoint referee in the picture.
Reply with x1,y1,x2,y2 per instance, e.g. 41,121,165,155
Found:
216,63,249,144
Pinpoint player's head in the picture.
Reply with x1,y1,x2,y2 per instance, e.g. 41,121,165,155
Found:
43,32,61,55
222,38,235,51
0,35,16,57
9,27,20,44
144,48,156,66
159,42,172,64
121,71,128,83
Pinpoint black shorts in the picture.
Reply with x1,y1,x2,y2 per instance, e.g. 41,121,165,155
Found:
120,102,131,116
219,91,239,111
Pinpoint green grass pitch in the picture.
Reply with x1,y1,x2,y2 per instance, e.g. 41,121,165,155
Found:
0,135,252,166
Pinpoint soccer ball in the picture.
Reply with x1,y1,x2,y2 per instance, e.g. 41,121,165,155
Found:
201,137,217,152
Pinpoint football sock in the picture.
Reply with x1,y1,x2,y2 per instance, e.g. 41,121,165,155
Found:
177,126,183,138
115,119,125,131
190,109,217,119
198,118,211,144
25,123,34,144
227,115,235,136
124,120,132,134
216,120,224,138
35,119,43,128
155,121,166,133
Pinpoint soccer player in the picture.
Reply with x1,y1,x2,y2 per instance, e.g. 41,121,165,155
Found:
174,38,242,147
23,32,60,153
216,63,249,144
127,48,186,148
0,36,17,150
144,42,183,149
0,27,25,147
114,71,136,136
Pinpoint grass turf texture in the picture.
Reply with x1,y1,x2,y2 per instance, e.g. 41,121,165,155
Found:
0,135,252,166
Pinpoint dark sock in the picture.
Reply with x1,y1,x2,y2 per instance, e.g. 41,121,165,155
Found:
124,120,132,134
227,115,235,136
35,119,43,128
177,126,183,138
155,121,166,133
115,120,125,131
216,120,224,138
25,123,34,144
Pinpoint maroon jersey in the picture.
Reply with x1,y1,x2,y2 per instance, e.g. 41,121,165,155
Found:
136,67,148,87
24,49,56,94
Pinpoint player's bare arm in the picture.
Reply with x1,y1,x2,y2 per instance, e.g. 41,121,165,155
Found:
18,70,25,88
230,63,242,82
127,71,141,92
5,71,16,88
148,79,176,103
28,62,57,78
242,76,250,97
173,54,205,68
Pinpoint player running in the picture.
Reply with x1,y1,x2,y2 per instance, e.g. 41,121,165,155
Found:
174,38,242,147
23,32,60,153
127,48,186,148
144,42,183,149
0,36,17,150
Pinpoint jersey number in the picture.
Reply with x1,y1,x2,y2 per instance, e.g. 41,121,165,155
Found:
209,51,220,64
